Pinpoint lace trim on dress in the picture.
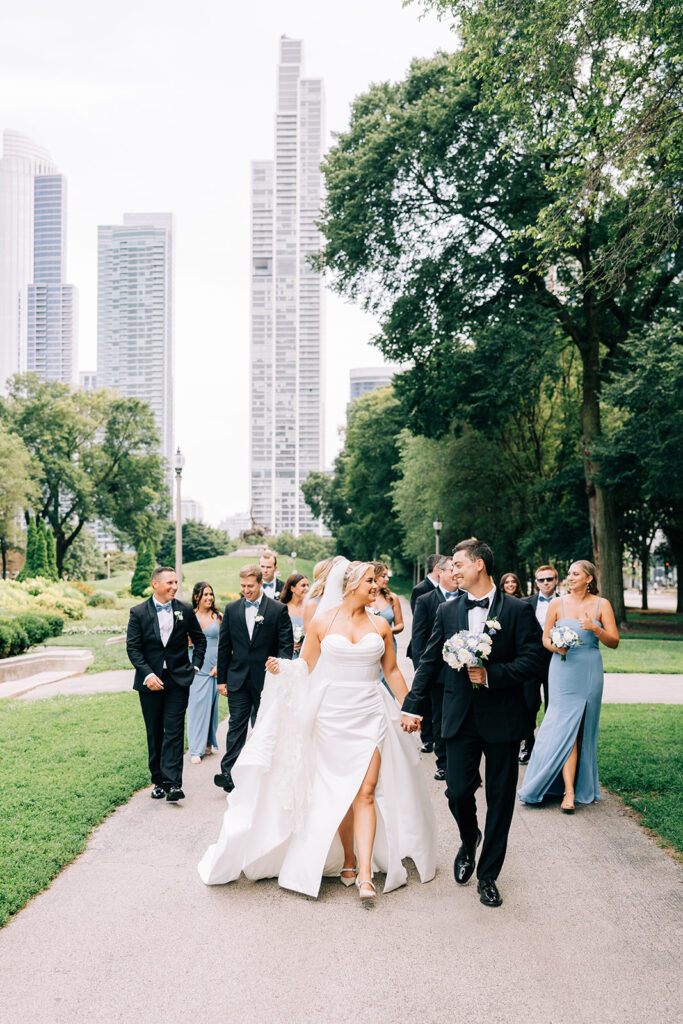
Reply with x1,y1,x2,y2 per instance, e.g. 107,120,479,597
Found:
270,657,314,833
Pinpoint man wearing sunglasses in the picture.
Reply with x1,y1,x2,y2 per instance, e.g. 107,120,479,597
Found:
519,565,559,764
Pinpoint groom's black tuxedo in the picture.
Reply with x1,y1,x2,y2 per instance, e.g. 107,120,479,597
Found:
126,597,207,790
404,589,543,882
217,594,293,781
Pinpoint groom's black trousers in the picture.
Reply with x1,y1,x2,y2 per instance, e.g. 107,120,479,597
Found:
221,678,263,779
445,707,519,881
138,671,189,789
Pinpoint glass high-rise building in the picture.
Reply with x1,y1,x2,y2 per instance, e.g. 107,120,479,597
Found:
249,38,325,535
97,213,174,471
25,175,78,383
0,130,79,389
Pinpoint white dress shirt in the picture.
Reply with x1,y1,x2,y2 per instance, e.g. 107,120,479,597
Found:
535,594,553,628
143,601,173,685
245,593,263,639
261,579,278,600
464,584,497,687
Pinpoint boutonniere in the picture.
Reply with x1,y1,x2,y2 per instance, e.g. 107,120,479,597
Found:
174,610,184,622
254,614,264,625
485,617,501,635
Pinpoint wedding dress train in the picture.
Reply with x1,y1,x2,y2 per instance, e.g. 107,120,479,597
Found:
198,630,437,897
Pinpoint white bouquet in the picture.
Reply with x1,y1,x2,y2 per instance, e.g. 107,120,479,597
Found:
550,625,582,662
292,624,305,645
443,630,493,687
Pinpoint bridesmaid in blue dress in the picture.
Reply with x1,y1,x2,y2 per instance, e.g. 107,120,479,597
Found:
369,562,404,692
187,581,221,763
518,560,619,811
279,572,309,659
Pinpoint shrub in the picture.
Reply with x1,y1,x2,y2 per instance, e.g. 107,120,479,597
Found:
87,590,118,608
0,620,29,658
34,593,85,620
36,612,65,637
15,614,53,646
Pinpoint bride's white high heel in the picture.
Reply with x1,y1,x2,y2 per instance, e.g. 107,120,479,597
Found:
356,878,376,904
340,867,356,887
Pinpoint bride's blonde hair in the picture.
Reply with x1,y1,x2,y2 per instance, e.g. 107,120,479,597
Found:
307,555,346,601
342,561,373,597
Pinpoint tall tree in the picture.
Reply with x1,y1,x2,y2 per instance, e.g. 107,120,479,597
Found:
317,14,682,623
0,425,38,579
302,386,405,562
0,375,170,573
33,518,49,578
45,526,58,582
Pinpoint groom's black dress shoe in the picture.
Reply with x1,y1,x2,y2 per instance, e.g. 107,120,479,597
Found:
453,829,482,885
477,879,503,907
166,785,185,802
518,741,533,765
434,768,446,781
151,785,166,799
420,741,434,754
213,773,234,793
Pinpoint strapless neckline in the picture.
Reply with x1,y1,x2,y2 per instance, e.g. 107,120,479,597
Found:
323,632,383,647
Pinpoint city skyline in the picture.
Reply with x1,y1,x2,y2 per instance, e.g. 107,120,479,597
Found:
0,1,456,524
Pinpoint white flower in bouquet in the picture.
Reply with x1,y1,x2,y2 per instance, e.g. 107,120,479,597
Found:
550,625,583,661
443,629,494,686
292,624,305,645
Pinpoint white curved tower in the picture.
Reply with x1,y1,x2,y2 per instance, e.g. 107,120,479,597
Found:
0,130,57,389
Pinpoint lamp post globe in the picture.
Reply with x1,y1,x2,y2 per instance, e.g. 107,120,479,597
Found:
174,447,185,598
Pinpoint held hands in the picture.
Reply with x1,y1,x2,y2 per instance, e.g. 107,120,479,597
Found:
400,713,422,733
217,683,227,697
266,657,280,675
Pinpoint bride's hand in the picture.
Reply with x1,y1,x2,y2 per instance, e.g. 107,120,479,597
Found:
266,657,280,674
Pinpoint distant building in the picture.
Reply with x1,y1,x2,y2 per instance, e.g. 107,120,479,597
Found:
0,131,78,388
349,366,400,404
79,370,97,391
218,512,251,539
97,213,174,472
181,499,204,524
249,38,325,535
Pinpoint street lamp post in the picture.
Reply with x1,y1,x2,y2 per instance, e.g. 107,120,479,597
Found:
433,520,442,557
105,552,111,579
291,551,297,573
173,447,185,598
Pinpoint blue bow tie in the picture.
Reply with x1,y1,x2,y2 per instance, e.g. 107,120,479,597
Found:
245,600,260,609
154,601,172,612
539,595,552,602
444,591,457,599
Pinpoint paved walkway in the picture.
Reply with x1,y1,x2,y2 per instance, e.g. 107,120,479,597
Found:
1,601,680,1022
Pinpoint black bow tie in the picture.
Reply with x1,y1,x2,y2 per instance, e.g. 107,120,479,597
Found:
465,597,490,611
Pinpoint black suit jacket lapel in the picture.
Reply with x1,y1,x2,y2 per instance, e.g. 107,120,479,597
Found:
250,595,269,648
147,597,162,645
488,588,504,624
455,592,468,633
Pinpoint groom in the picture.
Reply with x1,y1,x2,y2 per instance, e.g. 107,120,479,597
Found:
213,564,293,793
401,539,542,907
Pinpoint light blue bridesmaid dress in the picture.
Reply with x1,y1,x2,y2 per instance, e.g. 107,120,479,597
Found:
187,617,220,758
376,602,397,694
290,614,304,660
518,598,604,805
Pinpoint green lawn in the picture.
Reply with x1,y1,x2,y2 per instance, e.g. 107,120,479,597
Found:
0,692,227,928
602,639,683,674
45,632,131,673
95,553,317,603
598,704,682,853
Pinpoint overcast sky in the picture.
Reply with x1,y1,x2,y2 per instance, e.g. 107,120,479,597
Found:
0,0,456,525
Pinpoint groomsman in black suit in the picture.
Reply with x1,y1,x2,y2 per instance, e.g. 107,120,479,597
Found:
411,556,459,780
401,539,542,907
408,554,441,752
126,566,207,802
213,564,293,792
259,550,284,601
519,564,559,764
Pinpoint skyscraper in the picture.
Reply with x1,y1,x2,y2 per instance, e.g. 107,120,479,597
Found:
97,213,174,470
0,130,79,389
25,175,78,383
250,37,325,535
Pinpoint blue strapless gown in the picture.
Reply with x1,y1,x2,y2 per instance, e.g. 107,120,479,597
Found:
187,618,220,757
518,603,604,805
376,603,397,693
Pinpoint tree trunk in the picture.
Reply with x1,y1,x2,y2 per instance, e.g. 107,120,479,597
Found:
1,538,6,579
640,540,649,612
664,525,683,614
579,341,627,626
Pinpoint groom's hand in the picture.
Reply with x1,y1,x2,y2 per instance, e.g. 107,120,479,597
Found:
145,674,164,690
400,713,421,733
467,666,487,686
217,683,227,697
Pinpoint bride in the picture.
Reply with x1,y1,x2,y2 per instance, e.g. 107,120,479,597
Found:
198,559,437,901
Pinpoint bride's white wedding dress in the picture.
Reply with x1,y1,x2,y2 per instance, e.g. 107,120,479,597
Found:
198,623,437,897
